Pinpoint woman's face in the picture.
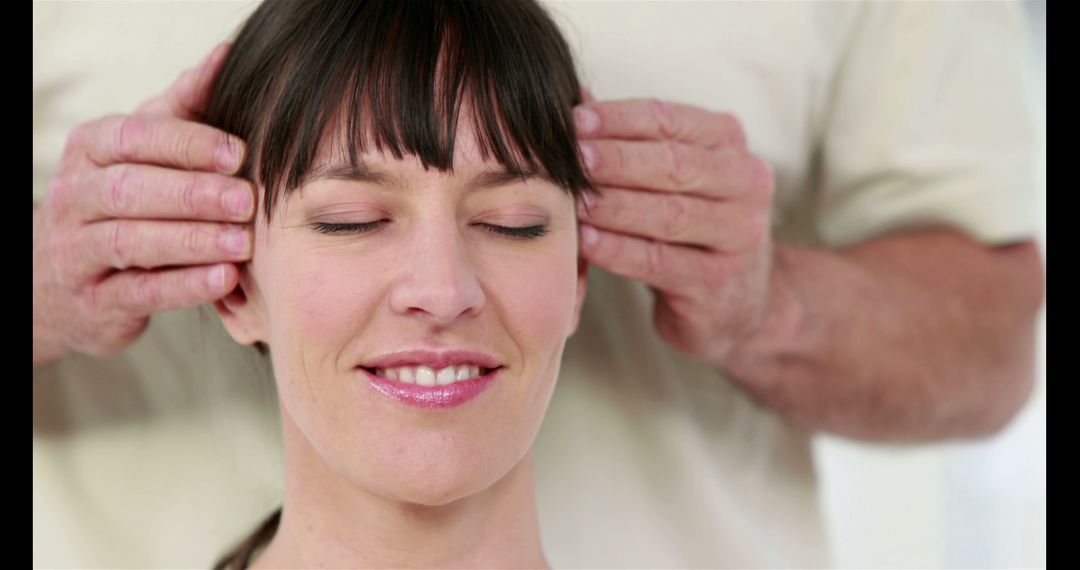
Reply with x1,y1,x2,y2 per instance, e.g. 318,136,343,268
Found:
216,114,588,506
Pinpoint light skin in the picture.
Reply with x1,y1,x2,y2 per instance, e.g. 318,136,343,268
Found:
34,41,1044,448
574,95,1046,443
213,108,587,568
33,42,254,368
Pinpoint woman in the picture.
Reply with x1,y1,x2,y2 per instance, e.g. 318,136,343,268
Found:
204,0,597,567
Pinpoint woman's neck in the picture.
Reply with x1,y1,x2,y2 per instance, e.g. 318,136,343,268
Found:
250,407,550,569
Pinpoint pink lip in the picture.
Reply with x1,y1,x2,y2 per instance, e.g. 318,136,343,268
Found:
360,367,501,409
361,349,502,370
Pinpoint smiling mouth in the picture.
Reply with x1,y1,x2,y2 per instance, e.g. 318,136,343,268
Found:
360,364,498,382
360,365,503,409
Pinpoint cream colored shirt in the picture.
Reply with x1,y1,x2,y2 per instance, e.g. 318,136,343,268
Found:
33,2,1038,567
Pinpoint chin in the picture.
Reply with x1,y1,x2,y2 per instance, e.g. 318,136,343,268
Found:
378,468,495,508
357,446,505,508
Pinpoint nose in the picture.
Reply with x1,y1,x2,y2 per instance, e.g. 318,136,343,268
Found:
388,224,486,327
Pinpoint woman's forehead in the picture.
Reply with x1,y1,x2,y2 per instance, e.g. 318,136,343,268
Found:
316,123,492,170
312,103,533,178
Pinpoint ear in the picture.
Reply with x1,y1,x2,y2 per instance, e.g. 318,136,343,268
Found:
568,247,589,336
212,264,269,347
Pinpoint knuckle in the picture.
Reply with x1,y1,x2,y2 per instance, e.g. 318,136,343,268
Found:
649,98,677,139
661,195,691,238
106,164,133,216
665,141,695,188
181,226,207,258
176,127,202,167
179,172,200,216
644,239,670,276
133,271,162,309
179,226,200,258
114,114,142,162
108,221,130,268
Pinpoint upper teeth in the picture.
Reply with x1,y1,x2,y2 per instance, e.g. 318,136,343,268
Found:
375,365,485,386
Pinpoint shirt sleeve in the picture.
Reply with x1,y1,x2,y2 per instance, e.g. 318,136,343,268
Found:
813,1,1039,248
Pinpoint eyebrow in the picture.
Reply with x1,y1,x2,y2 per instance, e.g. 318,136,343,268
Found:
301,159,558,191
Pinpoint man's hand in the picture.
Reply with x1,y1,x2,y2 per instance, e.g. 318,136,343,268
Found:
33,43,254,368
574,95,776,368
571,93,1044,442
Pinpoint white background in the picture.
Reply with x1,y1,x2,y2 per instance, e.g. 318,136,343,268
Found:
814,2,1046,568
34,1,1047,567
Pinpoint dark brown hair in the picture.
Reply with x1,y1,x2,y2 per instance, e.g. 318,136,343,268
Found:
204,0,595,358
205,0,594,566
212,507,280,570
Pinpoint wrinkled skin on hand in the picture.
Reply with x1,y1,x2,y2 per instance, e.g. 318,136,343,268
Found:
573,92,777,367
33,43,255,362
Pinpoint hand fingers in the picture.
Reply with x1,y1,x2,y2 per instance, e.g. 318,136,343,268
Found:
574,98,746,150
577,186,767,252
94,262,241,316
580,139,770,199
71,219,252,280
136,42,231,120
78,113,245,174
73,163,255,224
578,222,712,296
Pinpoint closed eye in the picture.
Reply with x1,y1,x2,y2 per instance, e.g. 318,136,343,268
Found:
481,224,549,239
310,221,548,239
311,221,386,234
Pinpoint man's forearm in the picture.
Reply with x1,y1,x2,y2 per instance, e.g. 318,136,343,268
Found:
721,227,1044,444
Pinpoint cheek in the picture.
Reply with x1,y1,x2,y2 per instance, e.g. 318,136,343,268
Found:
258,242,384,362
291,265,381,346
484,241,580,350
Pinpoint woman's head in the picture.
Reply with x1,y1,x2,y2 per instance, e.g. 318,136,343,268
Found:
207,0,594,507
206,0,595,224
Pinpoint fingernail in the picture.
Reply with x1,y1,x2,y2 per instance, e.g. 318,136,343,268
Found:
580,143,598,170
208,265,226,289
217,137,244,173
220,228,249,254
574,106,600,135
227,185,254,218
581,224,599,249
